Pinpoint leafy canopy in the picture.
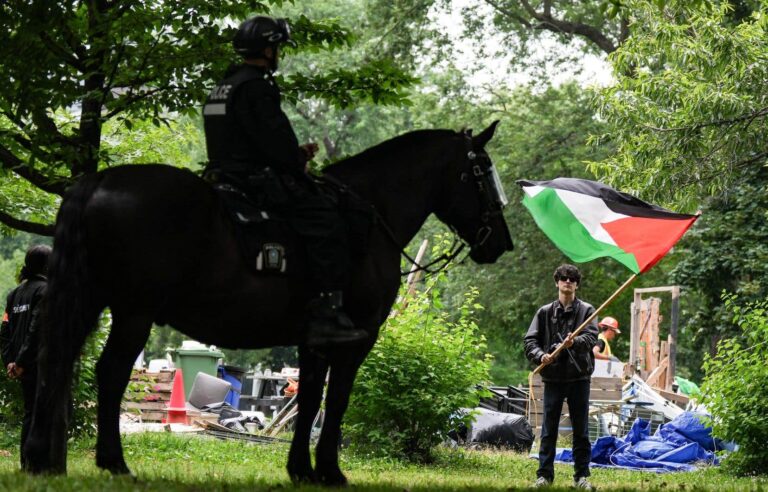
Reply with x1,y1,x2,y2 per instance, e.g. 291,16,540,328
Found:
0,0,415,234
591,0,768,209
669,166,768,375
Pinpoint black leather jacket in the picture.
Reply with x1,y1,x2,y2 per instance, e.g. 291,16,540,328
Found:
524,298,598,382
1,275,46,371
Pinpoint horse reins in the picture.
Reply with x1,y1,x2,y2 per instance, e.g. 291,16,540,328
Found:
323,131,504,277
387,131,505,276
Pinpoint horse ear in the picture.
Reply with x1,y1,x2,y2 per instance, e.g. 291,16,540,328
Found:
472,120,500,149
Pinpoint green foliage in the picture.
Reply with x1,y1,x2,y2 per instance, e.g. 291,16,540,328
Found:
592,0,768,209
0,368,24,430
669,166,768,376
0,248,24,303
102,116,207,171
344,270,491,461
284,59,417,108
0,0,415,234
701,294,768,475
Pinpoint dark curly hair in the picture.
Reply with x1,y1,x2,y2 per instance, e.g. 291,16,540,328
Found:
19,244,52,281
553,264,581,284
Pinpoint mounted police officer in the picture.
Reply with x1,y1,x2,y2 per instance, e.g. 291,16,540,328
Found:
202,16,366,347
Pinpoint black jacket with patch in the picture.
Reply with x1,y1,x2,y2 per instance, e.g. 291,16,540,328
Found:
1,275,46,371
203,64,306,177
523,298,598,383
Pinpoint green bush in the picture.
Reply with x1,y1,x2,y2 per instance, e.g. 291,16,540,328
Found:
701,294,768,476
69,317,109,437
344,273,491,461
0,374,24,430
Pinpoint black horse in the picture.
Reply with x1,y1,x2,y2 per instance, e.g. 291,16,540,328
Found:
25,122,513,485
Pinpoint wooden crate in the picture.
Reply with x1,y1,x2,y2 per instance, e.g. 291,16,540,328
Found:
526,375,623,439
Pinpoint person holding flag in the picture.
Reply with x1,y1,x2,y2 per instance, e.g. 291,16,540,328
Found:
516,177,699,489
524,264,598,489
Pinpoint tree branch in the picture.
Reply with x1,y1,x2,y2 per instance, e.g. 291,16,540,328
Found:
619,17,630,45
38,31,86,72
102,86,173,120
510,0,618,54
0,209,54,236
484,0,532,28
0,142,68,195
643,107,768,132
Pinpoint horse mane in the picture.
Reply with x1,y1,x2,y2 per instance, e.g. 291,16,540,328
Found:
326,129,457,175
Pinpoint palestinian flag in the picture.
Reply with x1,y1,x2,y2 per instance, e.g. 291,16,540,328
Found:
517,178,699,274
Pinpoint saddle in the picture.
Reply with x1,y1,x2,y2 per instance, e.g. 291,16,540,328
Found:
211,173,374,275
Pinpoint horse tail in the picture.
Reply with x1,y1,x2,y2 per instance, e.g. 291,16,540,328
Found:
27,172,106,473
45,171,106,363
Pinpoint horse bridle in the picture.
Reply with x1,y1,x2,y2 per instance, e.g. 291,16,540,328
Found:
388,131,508,276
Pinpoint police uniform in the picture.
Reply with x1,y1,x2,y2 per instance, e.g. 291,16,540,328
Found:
203,64,349,291
1,273,46,467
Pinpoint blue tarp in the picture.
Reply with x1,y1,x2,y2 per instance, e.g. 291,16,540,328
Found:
553,412,723,472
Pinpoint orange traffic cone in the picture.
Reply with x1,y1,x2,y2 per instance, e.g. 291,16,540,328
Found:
165,368,188,424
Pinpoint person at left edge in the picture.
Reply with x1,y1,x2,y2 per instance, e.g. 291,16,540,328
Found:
1,245,51,470
202,16,367,348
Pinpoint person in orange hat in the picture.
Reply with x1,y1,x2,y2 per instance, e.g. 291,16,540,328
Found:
594,316,621,361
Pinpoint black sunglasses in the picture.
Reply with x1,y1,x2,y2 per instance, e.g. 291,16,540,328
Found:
559,276,578,283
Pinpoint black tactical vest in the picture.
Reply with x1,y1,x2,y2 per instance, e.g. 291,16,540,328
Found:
203,65,277,173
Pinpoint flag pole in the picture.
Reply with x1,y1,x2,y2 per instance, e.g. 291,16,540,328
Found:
532,273,639,376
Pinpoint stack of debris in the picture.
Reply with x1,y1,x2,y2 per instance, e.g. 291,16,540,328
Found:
121,367,299,444
479,385,528,415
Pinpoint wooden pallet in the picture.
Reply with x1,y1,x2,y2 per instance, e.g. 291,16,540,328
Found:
122,369,175,422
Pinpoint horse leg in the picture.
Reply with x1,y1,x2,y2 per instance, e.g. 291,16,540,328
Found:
95,312,152,475
314,356,364,486
286,346,328,484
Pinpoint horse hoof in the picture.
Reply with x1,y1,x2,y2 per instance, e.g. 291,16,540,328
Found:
317,469,348,488
97,459,132,476
287,465,318,484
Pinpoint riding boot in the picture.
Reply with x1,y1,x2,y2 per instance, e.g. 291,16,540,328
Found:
306,291,368,347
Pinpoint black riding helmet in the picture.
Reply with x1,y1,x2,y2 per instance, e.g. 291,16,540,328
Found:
233,16,294,58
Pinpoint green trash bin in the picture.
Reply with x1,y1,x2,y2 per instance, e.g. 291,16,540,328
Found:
169,341,224,399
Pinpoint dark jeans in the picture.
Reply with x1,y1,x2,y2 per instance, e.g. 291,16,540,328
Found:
19,370,37,468
537,379,591,481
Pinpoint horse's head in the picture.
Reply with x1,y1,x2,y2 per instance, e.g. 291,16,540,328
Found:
434,121,514,264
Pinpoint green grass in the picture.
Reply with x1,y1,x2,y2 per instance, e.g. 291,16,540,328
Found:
0,432,765,491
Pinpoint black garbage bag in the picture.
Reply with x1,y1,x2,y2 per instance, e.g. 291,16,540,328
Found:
467,408,534,452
